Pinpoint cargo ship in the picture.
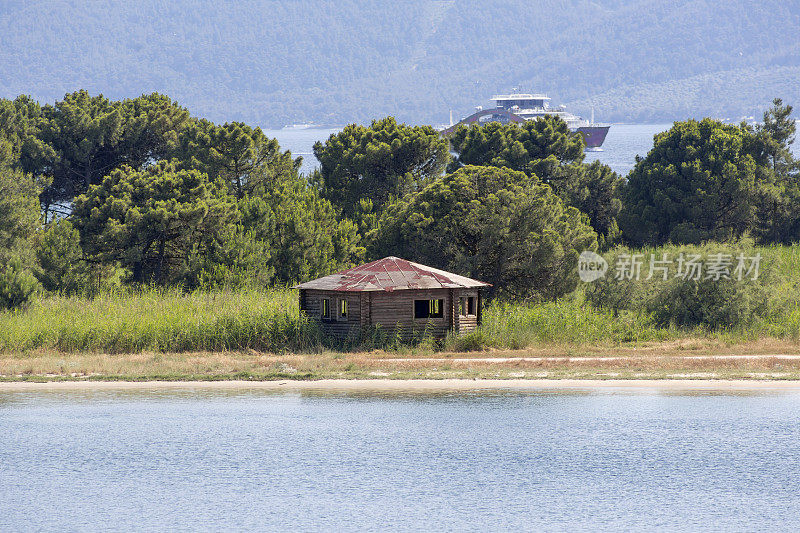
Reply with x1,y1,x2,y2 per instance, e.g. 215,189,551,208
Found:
441,92,610,150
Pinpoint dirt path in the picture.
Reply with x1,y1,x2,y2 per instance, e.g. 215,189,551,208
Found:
376,354,800,363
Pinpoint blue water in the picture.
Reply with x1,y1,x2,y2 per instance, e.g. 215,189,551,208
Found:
269,123,800,179
2,387,800,531
267,124,672,177
582,124,672,175
267,127,341,176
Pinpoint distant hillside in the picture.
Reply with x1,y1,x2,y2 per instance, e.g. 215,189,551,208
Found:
1,0,798,126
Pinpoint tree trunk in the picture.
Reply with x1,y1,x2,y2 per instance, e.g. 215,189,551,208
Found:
156,238,166,284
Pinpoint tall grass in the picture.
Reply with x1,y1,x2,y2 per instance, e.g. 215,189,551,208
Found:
447,291,800,353
458,294,679,349
0,287,321,354
445,243,800,351
2,244,800,355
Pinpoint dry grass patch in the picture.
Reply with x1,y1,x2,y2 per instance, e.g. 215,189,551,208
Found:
4,340,800,381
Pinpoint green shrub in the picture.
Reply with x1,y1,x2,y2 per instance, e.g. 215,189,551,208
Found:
34,219,92,295
0,259,39,310
585,241,785,329
646,274,772,329
445,330,487,352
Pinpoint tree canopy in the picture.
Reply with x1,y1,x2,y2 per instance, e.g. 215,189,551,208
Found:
71,160,237,285
312,117,449,226
33,219,92,295
27,90,191,216
0,133,42,308
369,165,597,300
0,90,366,294
619,107,799,247
0,135,41,264
448,117,585,173
447,117,622,247
176,119,300,199
1,87,797,313
619,118,767,246
753,98,800,244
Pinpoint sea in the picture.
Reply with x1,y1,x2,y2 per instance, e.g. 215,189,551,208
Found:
268,123,800,178
269,124,672,178
2,386,800,531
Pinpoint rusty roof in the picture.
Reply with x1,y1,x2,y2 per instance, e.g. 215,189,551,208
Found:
292,257,490,292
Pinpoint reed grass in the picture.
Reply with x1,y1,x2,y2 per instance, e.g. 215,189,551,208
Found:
0,287,322,354
2,244,800,356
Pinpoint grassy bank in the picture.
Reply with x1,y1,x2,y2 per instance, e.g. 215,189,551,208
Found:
0,287,764,355
2,244,800,384
2,283,800,357
4,341,800,381
0,288,318,354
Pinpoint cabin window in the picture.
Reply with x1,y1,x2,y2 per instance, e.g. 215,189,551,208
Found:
321,298,330,319
430,299,443,318
414,299,444,319
339,298,348,319
414,300,428,319
459,297,467,316
467,297,475,316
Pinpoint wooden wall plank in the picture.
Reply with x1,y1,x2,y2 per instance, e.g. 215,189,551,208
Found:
299,287,485,340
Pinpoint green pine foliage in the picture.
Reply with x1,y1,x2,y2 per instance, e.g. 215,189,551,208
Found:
33,219,92,295
182,224,272,291
71,160,238,286
312,117,449,226
369,165,598,300
176,119,300,199
448,116,585,172
0,90,366,293
2,86,799,344
619,119,763,245
753,99,800,244
447,117,623,246
620,102,800,246
33,90,190,214
248,179,364,283
0,258,38,311
0,135,42,309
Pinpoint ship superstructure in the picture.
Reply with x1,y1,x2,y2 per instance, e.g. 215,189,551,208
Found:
442,92,610,150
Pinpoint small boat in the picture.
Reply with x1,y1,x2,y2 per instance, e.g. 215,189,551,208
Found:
442,92,610,150
282,122,317,130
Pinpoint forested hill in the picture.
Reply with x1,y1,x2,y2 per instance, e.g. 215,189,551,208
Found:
1,0,799,126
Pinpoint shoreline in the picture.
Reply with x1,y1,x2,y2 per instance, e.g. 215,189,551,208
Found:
4,340,800,385
4,378,800,392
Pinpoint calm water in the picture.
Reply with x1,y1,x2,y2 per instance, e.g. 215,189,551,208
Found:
267,124,673,177
269,123,800,179
267,127,341,176
582,124,672,175
3,387,800,531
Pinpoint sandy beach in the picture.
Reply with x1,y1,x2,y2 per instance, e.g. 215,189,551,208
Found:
3,378,800,393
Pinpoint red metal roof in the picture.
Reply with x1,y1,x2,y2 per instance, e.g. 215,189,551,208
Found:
293,257,490,292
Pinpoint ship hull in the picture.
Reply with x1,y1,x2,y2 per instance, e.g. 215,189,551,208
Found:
441,109,611,150
575,125,610,149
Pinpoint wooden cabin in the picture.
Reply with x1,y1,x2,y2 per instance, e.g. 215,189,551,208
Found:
293,257,490,339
